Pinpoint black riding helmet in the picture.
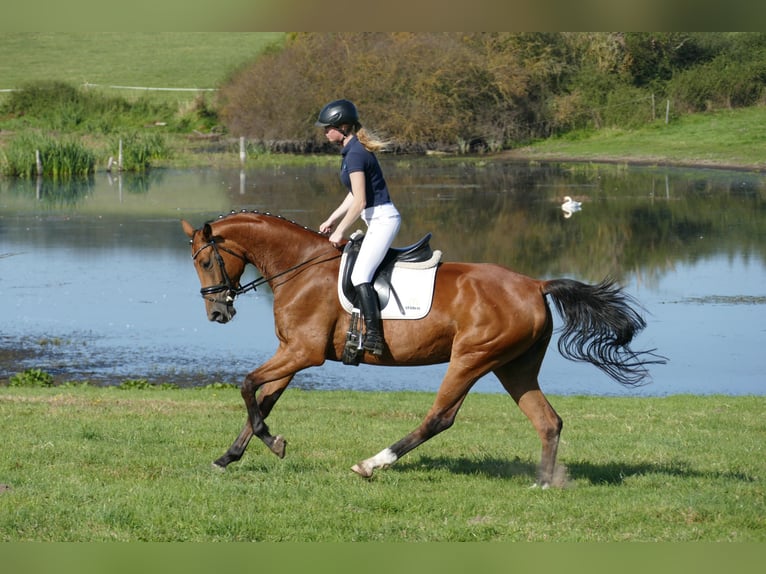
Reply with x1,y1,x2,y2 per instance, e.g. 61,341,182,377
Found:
315,99,360,130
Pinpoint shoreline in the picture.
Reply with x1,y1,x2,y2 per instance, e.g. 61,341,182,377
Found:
497,149,766,174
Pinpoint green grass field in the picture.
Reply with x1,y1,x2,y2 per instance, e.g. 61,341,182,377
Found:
0,386,763,541
0,32,284,104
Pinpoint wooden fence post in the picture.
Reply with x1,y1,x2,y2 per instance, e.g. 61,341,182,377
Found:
239,136,246,165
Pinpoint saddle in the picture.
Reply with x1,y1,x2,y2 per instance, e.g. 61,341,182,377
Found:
340,231,438,310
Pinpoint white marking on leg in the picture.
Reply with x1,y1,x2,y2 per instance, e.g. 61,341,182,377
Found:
354,447,398,477
368,447,398,469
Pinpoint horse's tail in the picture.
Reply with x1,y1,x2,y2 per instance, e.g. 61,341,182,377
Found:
542,277,667,387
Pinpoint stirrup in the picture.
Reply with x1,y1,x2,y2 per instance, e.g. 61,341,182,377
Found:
342,309,362,366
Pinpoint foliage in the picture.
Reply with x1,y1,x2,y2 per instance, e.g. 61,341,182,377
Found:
175,93,221,133
218,32,541,150
118,379,179,390
9,369,54,388
0,79,223,139
620,33,719,90
199,382,239,390
0,80,174,134
0,82,177,175
668,55,766,112
109,131,172,172
217,32,766,151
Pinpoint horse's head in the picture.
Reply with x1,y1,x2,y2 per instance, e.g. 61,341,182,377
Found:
181,219,248,324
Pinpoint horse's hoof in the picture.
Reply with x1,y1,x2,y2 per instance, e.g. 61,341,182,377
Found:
211,461,227,472
271,435,287,459
351,463,373,478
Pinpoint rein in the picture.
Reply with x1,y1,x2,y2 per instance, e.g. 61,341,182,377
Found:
192,238,339,301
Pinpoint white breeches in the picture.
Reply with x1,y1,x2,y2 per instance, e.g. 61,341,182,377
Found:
350,202,401,286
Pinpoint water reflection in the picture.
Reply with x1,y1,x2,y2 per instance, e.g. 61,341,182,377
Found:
1,161,764,396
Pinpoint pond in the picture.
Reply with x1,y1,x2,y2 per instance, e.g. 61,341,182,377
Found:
1,159,764,396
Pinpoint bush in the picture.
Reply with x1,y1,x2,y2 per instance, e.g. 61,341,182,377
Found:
217,32,766,150
669,55,766,112
1,81,83,123
110,131,171,172
9,369,55,388
175,93,221,132
217,33,527,151
0,80,177,134
601,85,655,128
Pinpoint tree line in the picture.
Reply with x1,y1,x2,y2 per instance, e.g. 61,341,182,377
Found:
217,32,766,152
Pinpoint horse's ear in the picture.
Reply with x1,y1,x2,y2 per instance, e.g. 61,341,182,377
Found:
202,223,213,242
181,219,196,238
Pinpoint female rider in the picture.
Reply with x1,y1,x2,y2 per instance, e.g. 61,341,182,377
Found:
316,99,401,356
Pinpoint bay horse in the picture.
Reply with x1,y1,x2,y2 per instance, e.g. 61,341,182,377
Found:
181,211,664,487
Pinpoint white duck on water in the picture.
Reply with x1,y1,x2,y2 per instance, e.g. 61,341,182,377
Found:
561,196,582,218
561,196,582,210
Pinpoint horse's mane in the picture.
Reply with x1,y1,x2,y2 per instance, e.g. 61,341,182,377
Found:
208,210,327,240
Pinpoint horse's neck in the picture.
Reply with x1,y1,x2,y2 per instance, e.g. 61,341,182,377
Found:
230,215,328,277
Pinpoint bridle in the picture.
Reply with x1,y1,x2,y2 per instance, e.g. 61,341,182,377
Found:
191,239,247,304
191,236,340,304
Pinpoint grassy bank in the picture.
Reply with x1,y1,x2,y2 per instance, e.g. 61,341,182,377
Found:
0,386,763,541
4,103,765,174
506,105,766,172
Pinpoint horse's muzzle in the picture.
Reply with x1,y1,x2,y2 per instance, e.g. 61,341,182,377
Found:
207,301,236,324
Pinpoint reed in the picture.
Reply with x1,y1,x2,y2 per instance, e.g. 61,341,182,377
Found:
111,132,171,172
1,132,94,179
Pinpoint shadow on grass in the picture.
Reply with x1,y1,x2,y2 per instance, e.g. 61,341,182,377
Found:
394,455,756,485
395,455,537,481
565,460,755,485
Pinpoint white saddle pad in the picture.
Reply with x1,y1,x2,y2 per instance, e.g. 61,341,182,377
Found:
338,250,442,320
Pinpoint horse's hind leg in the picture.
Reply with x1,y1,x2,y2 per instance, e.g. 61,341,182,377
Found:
494,361,563,488
351,363,476,478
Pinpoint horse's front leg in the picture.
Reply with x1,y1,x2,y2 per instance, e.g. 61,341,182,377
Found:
213,374,293,469
215,337,328,469
247,376,292,458
213,422,254,469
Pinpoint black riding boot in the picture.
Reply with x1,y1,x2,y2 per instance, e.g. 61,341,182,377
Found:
355,283,385,356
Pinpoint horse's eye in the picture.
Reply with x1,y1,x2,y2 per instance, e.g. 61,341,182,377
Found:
200,257,213,271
